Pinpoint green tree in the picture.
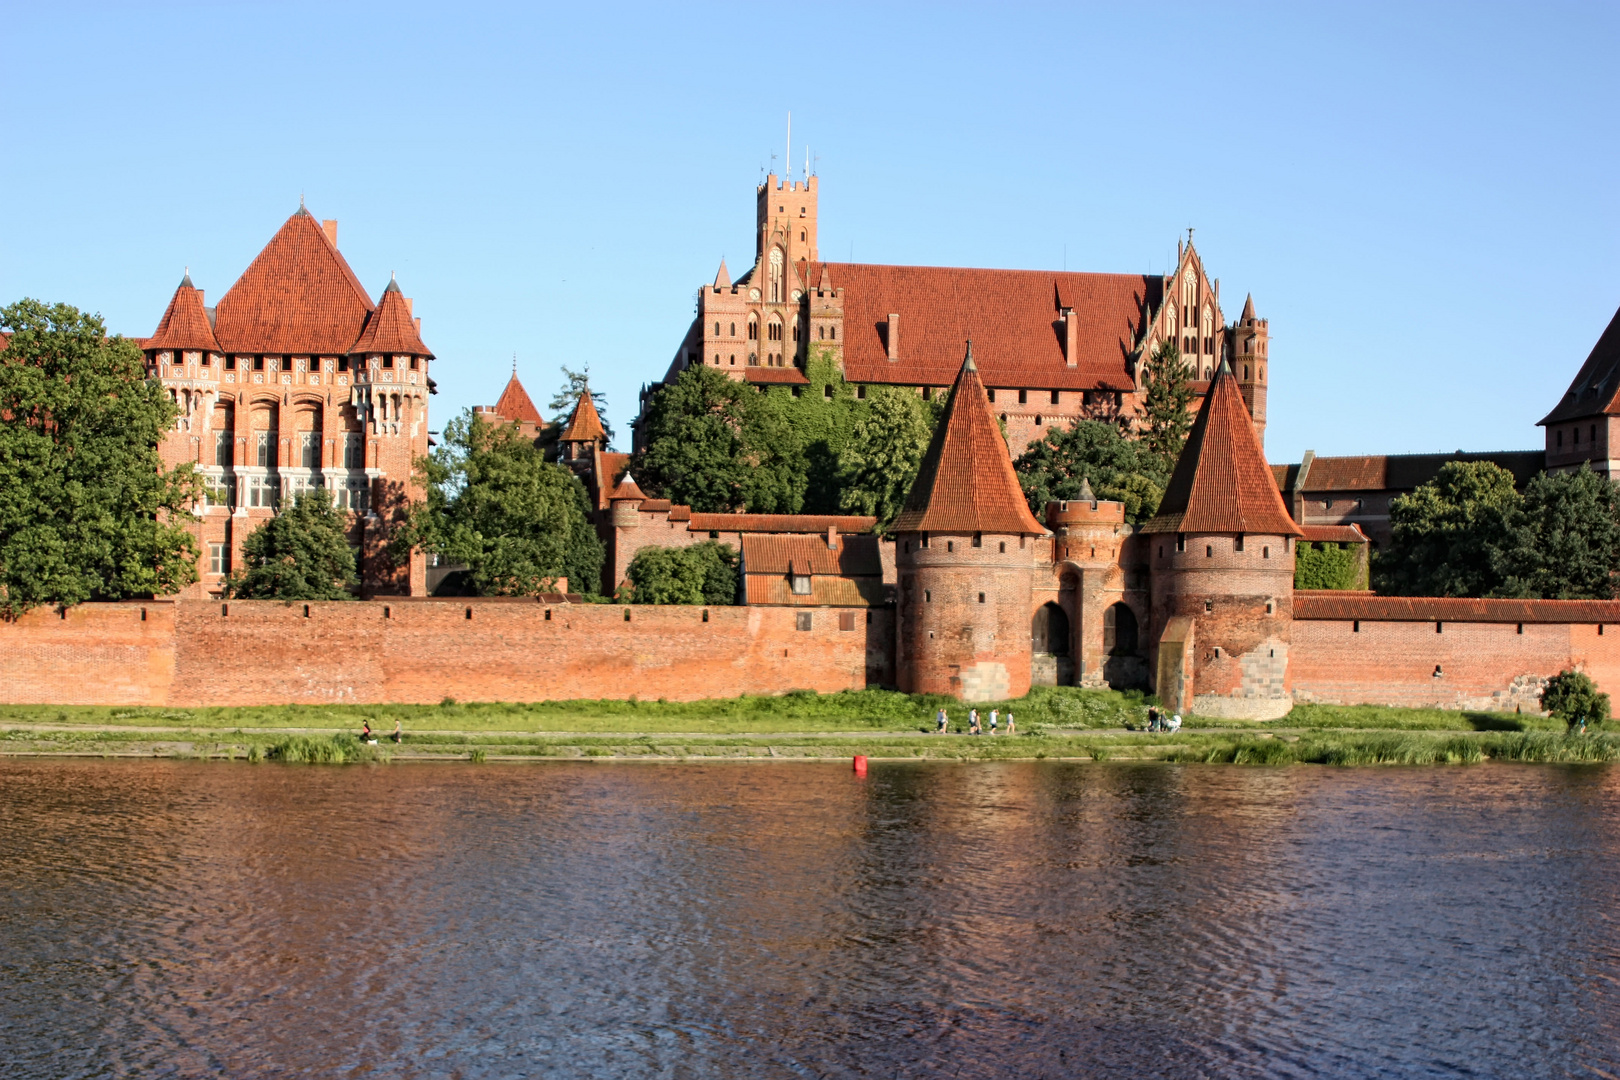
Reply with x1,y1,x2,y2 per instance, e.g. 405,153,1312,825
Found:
1013,418,1165,524
225,491,359,600
622,541,737,604
1495,466,1620,599
0,299,200,617
1137,340,1195,476
1374,460,1521,597
546,363,613,446
1542,669,1609,730
837,384,938,530
1294,542,1361,590
396,411,603,596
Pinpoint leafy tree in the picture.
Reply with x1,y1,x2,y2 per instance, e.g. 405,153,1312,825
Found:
737,386,808,514
395,411,604,596
635,364,754,512
1294,542,1361,590
548,364,613,445
1542,669,1609,730
1013,419,1165,525
622,541,737,604
1373,460,1520,597
1494,466,1620,600
837,384,938,530
0,299,200,617
1137,340,1195,476
225,491,358,600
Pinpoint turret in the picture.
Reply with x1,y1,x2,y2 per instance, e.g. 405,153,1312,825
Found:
892,342,1048,701
558,389,608,471
1044,479,1143,690
1227,293,1269,445
1140,359,1301,718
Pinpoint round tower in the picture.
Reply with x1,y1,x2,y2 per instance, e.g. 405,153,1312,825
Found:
1043,481,1145,690
1140,360,1301,719
892,344,1048,702
1228,293,1269,445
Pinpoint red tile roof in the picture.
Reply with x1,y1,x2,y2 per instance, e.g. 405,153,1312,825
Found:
213,208,375,355
146,275,221,353
687,513,877,534
891,346,1048,535
1300,524,1368,544
1142,362,1301,536
739,533,883,576
1295,591,1620,624
349,278,432,357
1272,451,1546,494
1541,301,1620,425
608,473,646,501
491,373,543,427
815,262,1155,391
742,366,810,385
561,390,606,443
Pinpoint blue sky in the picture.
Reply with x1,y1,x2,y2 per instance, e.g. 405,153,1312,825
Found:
3,2,1616,464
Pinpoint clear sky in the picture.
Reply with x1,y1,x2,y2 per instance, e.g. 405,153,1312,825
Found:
4,2,1617,465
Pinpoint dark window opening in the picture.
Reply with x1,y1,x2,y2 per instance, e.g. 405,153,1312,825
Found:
1101,602,1134,656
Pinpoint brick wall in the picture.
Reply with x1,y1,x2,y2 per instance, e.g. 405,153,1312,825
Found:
0,601,893,707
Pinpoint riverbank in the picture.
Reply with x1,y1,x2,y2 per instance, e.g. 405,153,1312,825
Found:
2,687,1608,764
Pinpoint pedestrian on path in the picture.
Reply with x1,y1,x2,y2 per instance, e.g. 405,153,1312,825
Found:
969,708,981,735
989,709,999,735
936,707,949,734
1006,711,1015,735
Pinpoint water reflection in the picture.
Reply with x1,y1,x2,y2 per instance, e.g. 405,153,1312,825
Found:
1,760,1617,1078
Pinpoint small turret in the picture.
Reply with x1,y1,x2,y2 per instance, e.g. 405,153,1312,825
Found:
1226,292,1270,444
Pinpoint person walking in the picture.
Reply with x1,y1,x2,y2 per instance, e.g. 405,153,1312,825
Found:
989,709,1000,735
1005,711,1015,736
391,720,403,744
936,707,949,735
1146,706,1160,733
969,709,981,735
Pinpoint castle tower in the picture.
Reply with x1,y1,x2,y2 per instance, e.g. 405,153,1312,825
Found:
893,343,1048,701
1140,359,1301,719
558,389,607,471
475,371,544,441
756,172,818,269
1042,479,1144,691
1228,293,1270,445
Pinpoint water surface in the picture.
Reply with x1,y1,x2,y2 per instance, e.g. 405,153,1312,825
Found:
2,760,1617,1078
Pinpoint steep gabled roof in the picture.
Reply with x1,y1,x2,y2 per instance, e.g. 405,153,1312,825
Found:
349,277,432,357
147,274,221,353
808,262,1158,391
1142,361,1301,536
891,344,1047,535
1239,293,1256,321
608,473,646,502
1541,302,1620,425
213,208,375,355
491,373,543,427
560,390,606,443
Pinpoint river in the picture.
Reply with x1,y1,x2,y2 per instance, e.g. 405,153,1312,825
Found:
1,759,1616,1078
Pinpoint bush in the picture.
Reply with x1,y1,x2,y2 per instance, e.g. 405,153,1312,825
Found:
622,541,737,604
1541,670,1609,730
1294,542,1361,590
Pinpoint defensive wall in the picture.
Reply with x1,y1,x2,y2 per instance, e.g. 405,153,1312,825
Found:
0,600,894,708
1292,592,1620,712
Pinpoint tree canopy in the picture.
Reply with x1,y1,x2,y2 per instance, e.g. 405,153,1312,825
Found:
225,491,358,600
0,299,200,617
1495,467,1620,599
1542,669,1609,730
1013,418,1166,525
622,541,738,604
395,410,603,596
1137,340,1195,478
837,384,938,530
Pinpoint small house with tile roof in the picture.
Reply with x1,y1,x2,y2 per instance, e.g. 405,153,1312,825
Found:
1540,301,1620,477
142,207,435,597
639,171,1273,454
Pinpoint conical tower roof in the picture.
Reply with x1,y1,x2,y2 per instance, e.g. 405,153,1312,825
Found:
713,259,731,288
891,344,1046,535
213,207,374,354
1240,293,1256,322
1140,361,1301,536
349,275,433,357
608,472,646,502
560,388,607,444
492,373,543,427
147,273,221,352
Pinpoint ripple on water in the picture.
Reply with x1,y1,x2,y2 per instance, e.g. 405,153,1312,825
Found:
1,760,1618,1078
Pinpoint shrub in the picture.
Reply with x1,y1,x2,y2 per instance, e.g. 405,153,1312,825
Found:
1541,670,1609,730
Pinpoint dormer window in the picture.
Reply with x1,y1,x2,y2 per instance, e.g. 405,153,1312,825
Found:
790,573,811,595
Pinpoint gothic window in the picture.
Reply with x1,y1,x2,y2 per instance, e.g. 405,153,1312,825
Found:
1165,303,1176,336
829,326,836,340
714,322,720,336
729,323,735,336
1202,307,1213,354
748,318,758,341
799,230,806,242
749,353,758,366
768,318,783,342
1103,602,1137,655
769,247,784,302
792,323,798,342
1182,269,1196,315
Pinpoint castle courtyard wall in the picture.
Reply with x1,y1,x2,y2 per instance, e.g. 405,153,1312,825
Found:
0,601,893,707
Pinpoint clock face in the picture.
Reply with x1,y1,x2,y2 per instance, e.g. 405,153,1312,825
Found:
749,289,760,300
791,290,801,302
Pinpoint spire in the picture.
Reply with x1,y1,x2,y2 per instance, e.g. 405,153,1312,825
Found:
349,275,432,358
891,341,1046,536
1240,293,1256,322
386,271,399,293
1140,362,1300,536
147,274,221,353
713,258,731,288
492,373,543,428
816,264,831,291
181,267,193,289
560,388,607,445
1077,476,1096,503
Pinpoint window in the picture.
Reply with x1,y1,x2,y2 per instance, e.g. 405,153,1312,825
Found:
987,388,996,403
1263,546,1270,558
214,430,232,467
253,356,265,371
829,326,836,340
1018,389,1028,404
748,353,758,366
924,590,931,602
823,385,833,400
344,435,364,469
299,432,319,469
1034,415,1042,428
856,385,866,400
1558,430,1564,447
1176,534,1186,552
208,543,228,575
795,612,812,631
999,541,1005,553
800,229,806,242
202,475,234,510
839,611,856,632
1050,389,1059,405
947,541,954,552
411,357,419,370
972,532,982,547
246,474,276,509
790,574,811,595
748,319,758,340
768,319,783,342
769,248,784,302
335,478,369,512
1235,534,1244,552
714,322,720,336
337,356,349,372
978,592,986,603
255,431,271,467
224,355,236,371
1206,545,1214,557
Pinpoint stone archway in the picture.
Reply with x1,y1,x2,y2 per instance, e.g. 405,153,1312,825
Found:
1031,601,1073,686
1103,601,1148,690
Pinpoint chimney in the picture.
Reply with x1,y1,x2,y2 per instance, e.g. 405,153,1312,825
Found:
886,313,900,360
414,317,423,337
321,219,338,247
1063,309,1078,367
404,298,413,316
827,523,839,550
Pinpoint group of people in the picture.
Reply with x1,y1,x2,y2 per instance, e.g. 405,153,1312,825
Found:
1145,707,1182,733
933,707,1015,736
359,720,403,745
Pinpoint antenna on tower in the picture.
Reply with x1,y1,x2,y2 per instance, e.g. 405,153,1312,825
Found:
804,145,809,183
786,112,792,184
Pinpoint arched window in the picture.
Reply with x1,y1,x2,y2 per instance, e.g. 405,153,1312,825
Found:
769,247,784,302
1032,602,1069,657
829,325,837,340
818,326,824,340
1165,303,1177,337
1182,269,1197,316
792,323,798,342
799,229,806,242
713,322,720,336
1103,603,1137,655
748,353,758,366
1202,307,1213,354
729,322,735,336
768,318,783,342
747,318,758,341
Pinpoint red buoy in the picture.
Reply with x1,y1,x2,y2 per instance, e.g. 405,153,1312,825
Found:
853,755,868,775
